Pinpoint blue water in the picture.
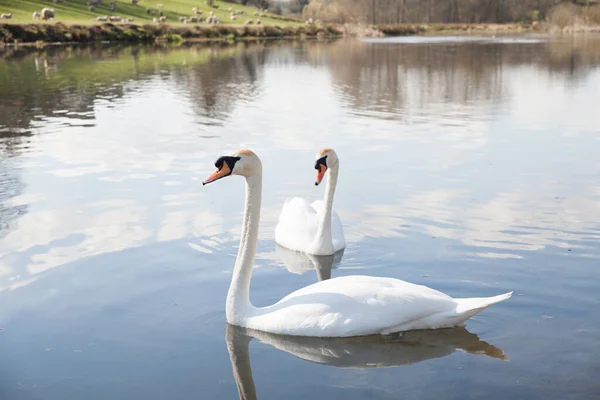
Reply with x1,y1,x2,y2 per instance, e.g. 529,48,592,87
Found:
0,36,599,399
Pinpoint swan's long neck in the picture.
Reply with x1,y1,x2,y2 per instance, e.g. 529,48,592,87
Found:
227,171,262,324
312,164,338,255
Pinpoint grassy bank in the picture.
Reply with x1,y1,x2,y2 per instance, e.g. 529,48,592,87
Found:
0,22,341,45
0,0,300,26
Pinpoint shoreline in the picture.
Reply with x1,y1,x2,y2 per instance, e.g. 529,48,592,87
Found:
0,22,341,47
1,22,599,47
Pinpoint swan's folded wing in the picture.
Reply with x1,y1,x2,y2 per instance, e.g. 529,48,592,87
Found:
275,197,320,253
256,275,457,337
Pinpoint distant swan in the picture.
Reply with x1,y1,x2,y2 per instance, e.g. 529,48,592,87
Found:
203,149,512,338
274,148,345,256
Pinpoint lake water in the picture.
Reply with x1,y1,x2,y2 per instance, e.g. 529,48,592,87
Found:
1,35,600,399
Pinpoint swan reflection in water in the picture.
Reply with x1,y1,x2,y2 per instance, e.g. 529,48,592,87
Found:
275,244,345,281
226,323,507,399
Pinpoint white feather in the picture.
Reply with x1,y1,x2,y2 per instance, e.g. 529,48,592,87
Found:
243,275,512,337
275,198,346,254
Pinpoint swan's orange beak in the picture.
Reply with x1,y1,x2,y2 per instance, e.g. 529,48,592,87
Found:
315,164,327,186
203,163,231,185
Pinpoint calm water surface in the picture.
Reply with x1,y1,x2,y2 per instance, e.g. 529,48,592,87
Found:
1,35,600,399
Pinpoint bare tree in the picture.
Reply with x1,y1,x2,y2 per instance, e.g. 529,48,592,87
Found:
428,0,433,22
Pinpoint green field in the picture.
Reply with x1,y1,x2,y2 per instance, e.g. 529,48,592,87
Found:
0,0,301,26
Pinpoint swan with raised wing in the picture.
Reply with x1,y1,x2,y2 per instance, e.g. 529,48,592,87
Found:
202,149,512,337
274,148,345,256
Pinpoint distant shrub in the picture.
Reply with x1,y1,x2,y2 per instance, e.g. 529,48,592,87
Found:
547,2,579,28
583,4,600,25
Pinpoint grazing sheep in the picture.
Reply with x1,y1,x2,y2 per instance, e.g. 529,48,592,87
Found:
192,7,198,13
260,13,265,17
244,19,253,25
153,17,157,22
41,8,55,20
32,11,41,20
96,15,108,21
196,10,203,15
123,17,134,22
209,11,214,16
230,14,236,20
228,7,232,11
253,11,258,15
206,15,220,24
0,13,12,19
189,16,199,22
158,16,166,22
109,15,121,21
256,19,261,25
178,16,186,22
157,3,163,8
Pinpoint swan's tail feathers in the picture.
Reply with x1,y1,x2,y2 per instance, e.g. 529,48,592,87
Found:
454,291,513,319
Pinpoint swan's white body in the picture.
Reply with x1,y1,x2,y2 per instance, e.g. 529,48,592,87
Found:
275,149,346,256
238,275,512,337
275,198,345,255
204,150,512,338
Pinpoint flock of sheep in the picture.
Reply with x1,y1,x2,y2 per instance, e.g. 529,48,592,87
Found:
0,1,303,26
0,8,54,20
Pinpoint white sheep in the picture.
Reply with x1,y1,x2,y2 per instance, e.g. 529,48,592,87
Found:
96,15,108,21
41,8,55,20
256,19,261,25
0,13,12,19
32,11,41,20
244,19,253,25
158,16,166,22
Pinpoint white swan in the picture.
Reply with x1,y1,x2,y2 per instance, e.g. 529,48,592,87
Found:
202,149,513,338
274,148,345,256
